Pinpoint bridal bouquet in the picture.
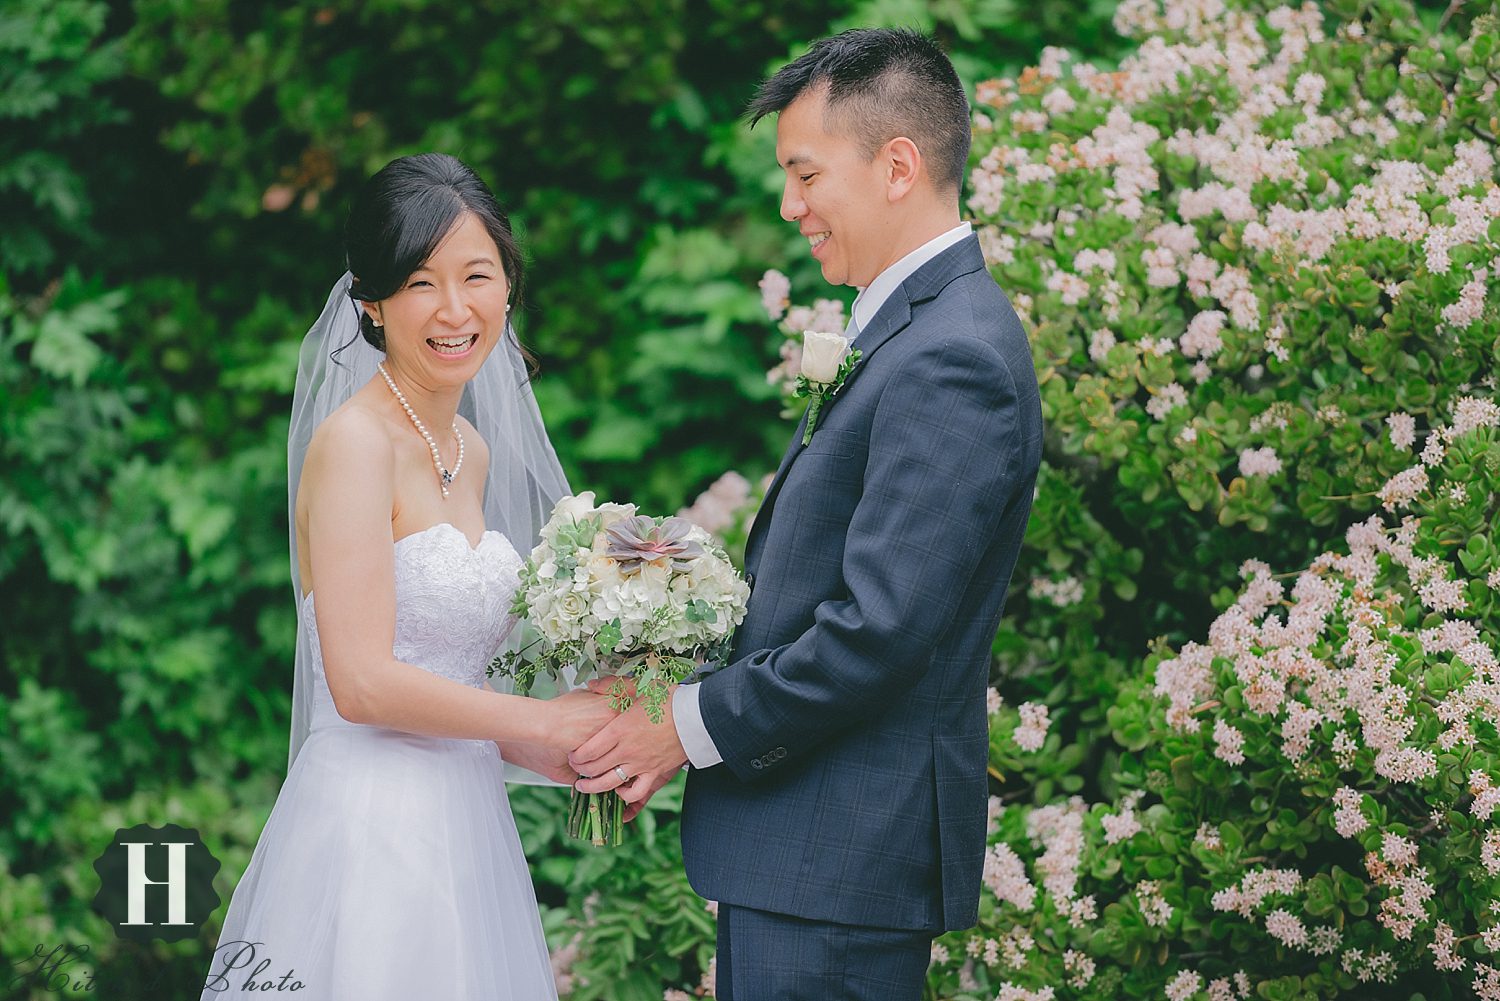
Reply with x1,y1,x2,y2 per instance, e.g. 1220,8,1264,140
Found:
490,492,750,845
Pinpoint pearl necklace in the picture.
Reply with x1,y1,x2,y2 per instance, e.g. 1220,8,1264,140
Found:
376,361,464,499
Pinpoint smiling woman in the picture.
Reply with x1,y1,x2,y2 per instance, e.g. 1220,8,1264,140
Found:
194,152,624,1000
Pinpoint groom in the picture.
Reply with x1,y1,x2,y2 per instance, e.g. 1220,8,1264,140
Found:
572,27,1041,999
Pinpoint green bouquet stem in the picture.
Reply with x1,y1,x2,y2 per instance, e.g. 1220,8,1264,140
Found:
569,787,625,847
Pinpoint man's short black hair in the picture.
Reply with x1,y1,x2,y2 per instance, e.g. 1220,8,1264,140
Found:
746,28,971,196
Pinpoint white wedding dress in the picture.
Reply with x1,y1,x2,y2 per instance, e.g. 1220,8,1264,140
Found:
201,523,558,1000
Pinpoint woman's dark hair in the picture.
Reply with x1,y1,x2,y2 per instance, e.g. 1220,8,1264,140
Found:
342,152,532,368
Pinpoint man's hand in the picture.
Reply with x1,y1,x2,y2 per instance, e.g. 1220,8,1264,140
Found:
569,683,688,818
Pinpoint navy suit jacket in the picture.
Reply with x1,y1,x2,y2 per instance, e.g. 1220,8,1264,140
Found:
680,235,1042,932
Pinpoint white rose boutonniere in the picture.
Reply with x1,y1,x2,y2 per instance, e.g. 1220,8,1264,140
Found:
793,330,861,445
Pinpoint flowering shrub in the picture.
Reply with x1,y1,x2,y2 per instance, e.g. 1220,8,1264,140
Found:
710,0,1500,997
766,0,1500,731
933,405,1499,998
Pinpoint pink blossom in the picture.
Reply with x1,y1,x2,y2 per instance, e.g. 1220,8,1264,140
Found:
758,270,790,320
1238,446,1283,477
1088,328,1117,362
1014,702,1051,751
1418,575,1467,614
1442,268,1489,328
1378,466,1428,511
1073,248,1118,274
1382,832,1418,867
1420,432,1447,467
1101,805,1142,845
983,842,1037,911
1333,788,1369,837
1042,86,1077,115
1386,413,1416,451
1013,110,1050,134
1310,925,1343,955
1154,641,1214,730
1280,702,1321,759
1181,309,1227,357
1473,772,1500,821
1452,396,1500,436
1165,970,1202,1001
1046,269,1090,306
1481,832,1500,875
967,161,1005,216
1136,879,1173,927
1143,245,1179,286
1478,964,1500,1001
1431,921,1466,972
1213,718,1246,765
978,225,1017,266
1063,950,1095,988
1147,382,1189,420
1026,799,1089,908
678,471,752,535
1265,909,1309,948
1031,576,1085,606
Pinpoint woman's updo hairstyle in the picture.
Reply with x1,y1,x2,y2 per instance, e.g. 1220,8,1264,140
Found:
343,153,526,355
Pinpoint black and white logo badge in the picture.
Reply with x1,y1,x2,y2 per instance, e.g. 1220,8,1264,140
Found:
92,823,221,943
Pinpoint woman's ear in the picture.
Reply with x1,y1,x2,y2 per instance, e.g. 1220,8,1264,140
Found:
361,301,384,328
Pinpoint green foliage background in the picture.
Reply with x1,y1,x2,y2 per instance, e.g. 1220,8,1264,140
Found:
0,0,1123,997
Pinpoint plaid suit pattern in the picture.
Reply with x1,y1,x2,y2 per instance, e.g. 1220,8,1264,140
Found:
683,236,1043,933
714,902,932,1001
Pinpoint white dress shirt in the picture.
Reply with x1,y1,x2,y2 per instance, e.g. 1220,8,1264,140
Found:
672,220,975,769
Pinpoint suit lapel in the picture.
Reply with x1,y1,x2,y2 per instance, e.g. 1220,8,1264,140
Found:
743,235,989,573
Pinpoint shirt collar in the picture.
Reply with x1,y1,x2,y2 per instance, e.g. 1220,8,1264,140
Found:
850,222,973,334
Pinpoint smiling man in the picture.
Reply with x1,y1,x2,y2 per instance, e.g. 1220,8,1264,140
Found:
571,28,1043,1000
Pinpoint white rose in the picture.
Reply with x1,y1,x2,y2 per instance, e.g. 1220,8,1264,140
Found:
595,501,638,528
800,329,850,385
557,591,588,619
551,491,597,523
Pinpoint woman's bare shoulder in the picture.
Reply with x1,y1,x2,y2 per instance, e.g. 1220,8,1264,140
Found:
305,401,395,477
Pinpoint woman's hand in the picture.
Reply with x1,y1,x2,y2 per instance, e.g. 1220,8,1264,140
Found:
495,741,578,786
540,687,620,751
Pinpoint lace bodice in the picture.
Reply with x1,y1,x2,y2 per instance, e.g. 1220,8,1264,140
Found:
300,523,524,729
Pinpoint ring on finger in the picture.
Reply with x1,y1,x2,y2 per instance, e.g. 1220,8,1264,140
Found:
613,765,629,783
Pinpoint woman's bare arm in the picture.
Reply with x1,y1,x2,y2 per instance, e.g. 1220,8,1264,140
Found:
301,406,611,750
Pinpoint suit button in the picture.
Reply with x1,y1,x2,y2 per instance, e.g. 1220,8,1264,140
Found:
751,759,763,770
774,747,787,760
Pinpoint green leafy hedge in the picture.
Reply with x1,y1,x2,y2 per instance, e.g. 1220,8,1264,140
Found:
0,0,1124,997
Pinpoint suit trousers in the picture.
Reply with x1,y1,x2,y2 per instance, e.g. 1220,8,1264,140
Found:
714,902,933,1001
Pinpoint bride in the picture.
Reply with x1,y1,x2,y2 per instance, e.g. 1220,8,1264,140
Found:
200,153,616,999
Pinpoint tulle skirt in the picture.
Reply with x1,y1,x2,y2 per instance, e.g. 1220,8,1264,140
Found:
199,725,557,1000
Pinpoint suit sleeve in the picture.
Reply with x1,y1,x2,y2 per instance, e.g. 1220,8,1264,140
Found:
695,332,1025,782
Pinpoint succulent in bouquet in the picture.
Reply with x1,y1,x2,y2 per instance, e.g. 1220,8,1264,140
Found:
490,492,750,845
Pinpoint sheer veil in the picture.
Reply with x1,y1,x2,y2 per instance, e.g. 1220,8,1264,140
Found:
285,272,570,782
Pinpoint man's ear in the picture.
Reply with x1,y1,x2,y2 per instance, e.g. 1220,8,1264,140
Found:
885,136,922,203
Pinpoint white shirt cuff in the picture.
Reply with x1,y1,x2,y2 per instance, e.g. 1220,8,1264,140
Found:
672,683,723,769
